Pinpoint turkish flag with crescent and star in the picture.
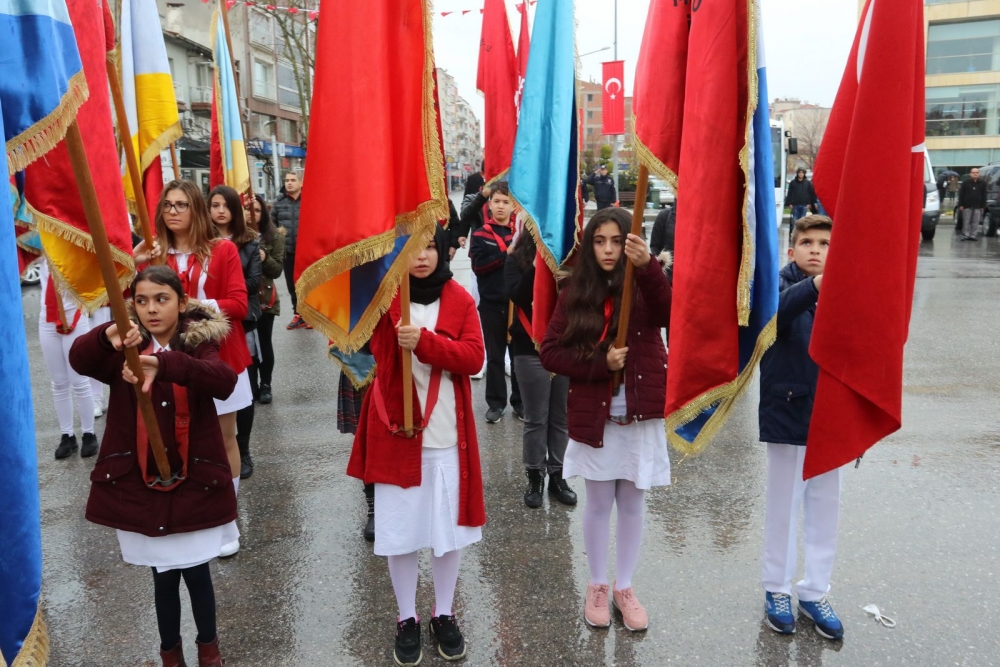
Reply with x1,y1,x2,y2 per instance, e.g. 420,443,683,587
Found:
602,60,625,135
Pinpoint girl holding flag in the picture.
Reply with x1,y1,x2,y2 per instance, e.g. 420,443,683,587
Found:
69,265,237,667
347,225,486,665
539,208,672,632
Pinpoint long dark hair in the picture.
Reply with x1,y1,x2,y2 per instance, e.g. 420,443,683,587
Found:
155,180,218,263
208,185,257,247
510,229,536,271
250,193,276,244
559,208,630,356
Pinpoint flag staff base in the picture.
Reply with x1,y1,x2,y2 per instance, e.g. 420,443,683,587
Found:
65,120,173,483
612,163,650,393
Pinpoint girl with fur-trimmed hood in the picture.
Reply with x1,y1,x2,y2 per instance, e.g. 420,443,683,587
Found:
69,266,238,667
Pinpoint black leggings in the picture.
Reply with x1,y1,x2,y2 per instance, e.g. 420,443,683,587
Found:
152,563,216,651
257,313,276,386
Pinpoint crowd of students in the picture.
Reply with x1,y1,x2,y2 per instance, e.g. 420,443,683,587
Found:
35,170,846,665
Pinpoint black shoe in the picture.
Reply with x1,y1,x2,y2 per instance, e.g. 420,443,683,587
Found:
524,470,543,508
54,434,77,459
513,405,525,421
259,384,272,404
548,473,578,505
363,493,375,542
239,453,254,479
485,408,503,424
429,614,467,661
80,432,99,458
393,617,422,666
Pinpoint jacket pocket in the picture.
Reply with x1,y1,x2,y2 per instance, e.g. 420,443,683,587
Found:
90,451,134,483
760,383,813,443
187,457,234,490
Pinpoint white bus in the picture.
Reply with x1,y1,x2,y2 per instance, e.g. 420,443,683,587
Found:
770,118,787,228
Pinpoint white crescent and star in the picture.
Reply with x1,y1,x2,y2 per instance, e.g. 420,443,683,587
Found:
605,77,622,100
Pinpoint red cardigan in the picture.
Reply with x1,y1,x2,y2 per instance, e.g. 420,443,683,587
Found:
346,280,487,528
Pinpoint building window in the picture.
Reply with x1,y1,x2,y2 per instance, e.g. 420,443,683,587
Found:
927,20,1000,75
587,93,593,102
587,110,594,120
253,58,276,100
280,118,296,143
277,61,300,109
250,10,274,47
926,84,999,137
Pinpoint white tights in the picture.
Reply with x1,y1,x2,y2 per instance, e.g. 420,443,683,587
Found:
39,320,95,435
387,549,462,621
583,479,646,590
88,308,112,405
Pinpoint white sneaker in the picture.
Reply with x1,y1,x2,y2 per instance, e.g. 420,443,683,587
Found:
94,405,104,418
472,363,486,380
220,539,240,558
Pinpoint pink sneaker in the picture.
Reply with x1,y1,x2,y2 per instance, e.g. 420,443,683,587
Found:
612,583,648,631
584,583,611,628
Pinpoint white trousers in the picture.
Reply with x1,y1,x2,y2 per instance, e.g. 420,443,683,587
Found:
38,318,95,435
760,443,842,602
88,307,112,405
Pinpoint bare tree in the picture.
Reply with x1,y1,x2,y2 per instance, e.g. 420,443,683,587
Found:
788,108,830,170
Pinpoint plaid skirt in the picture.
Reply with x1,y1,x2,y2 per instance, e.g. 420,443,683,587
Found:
337,372,365,434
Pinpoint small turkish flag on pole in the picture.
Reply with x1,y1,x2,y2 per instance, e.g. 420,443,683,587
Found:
602,60,624,135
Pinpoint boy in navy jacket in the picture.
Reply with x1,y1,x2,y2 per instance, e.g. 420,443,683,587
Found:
758,215,845,641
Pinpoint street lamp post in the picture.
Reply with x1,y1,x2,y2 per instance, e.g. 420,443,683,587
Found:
612,0,619,204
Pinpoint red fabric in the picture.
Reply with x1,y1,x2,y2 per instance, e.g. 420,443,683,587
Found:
531,253,556,346
44,277,82,333
135,360,190,492
209,93,224,189
143,160,164,227
602,60,625,135
70,320,238,537
477,0,518,182
346,281,486,528
201,240,251,374
805,0,925,479
516,0,530,114
633,1,749,427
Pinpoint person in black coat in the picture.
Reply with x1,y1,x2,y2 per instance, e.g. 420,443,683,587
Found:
583,165,617,210
464,165,485,197
957,167,987,240
649,203,676,258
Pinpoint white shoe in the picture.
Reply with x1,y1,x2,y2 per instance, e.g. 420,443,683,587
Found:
220,539,240,558
472,363,486,380
94,405,104,418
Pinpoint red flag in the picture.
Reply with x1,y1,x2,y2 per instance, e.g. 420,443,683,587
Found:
515,1,530,114
804,0,925,479
477,0,518,183
22,0,134,310
602,60,625,135
143,159,164,226
209,93,224,188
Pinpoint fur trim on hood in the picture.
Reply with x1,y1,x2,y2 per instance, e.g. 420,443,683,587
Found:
656,251,673,272
126,299,231,350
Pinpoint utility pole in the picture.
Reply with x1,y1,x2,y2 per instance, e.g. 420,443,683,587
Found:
612,0,619,204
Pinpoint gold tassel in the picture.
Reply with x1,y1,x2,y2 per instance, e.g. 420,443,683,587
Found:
4,607,50,667
6,71,90,174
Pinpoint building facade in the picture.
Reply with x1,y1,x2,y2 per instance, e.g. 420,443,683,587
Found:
769,98,832,176
437,68,482,190
578,79,633,166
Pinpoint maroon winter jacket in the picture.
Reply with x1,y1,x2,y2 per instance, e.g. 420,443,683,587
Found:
69,302,238,537
539,257,672,447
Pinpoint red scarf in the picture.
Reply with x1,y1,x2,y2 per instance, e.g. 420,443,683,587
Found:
135,341,190,491
165,252,204,298
599,297,614,343
45,277,81,334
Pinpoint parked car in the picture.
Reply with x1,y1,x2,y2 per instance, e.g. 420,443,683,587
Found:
647,176,676,208
21,257,41,286
978,162,1000,237
922,149,939,242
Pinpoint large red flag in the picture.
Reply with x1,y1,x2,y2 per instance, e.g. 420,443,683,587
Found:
477,0,518,183
805,0,925,479
602,60,625,135
516,0,530,114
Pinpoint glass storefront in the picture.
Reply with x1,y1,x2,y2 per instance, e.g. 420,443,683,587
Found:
926,84,1000,137
927,20,1000,75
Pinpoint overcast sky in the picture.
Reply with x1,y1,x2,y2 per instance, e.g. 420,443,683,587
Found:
431,0,859,140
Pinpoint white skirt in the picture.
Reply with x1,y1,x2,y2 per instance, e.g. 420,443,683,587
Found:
117,521,239,573
374,446,483,557
563,417,671,490
214,368,252,415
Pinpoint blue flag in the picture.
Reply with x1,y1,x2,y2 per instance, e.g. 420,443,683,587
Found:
1,1,85,663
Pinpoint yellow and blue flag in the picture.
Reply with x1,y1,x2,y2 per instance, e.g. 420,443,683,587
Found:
210,9,249,195
1,1,84,663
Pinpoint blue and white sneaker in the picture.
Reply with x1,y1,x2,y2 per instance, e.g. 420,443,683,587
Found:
798,597,844,640
764,592,796,634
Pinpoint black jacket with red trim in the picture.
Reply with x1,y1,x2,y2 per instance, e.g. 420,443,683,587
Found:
470,222,514,305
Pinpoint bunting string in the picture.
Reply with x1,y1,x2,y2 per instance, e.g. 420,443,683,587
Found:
201,0,535,21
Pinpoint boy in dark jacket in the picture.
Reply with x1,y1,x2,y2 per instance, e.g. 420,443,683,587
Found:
470,182,521,423
758,215,845,641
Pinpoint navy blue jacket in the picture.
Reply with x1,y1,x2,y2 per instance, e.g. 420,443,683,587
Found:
759,261,820,446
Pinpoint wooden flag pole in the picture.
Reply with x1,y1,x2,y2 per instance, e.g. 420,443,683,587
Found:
105,59,158,264
612,163,650,393
218,0,255,203
65,121,173,482
400,276,414,435
169,143,181,180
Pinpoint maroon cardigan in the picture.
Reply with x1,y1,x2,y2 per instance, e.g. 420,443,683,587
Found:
346,280,487,527
539,258,672,448
69,302,239,537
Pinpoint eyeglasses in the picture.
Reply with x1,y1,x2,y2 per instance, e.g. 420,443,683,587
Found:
162,201,190,213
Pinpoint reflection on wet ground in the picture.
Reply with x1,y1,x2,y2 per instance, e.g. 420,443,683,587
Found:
30,224,999,665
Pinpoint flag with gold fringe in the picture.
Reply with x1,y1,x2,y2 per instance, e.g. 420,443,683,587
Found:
209,9,250,196
633,0,778,455
294,0,447,350
1,1,85,663
21,0,135,313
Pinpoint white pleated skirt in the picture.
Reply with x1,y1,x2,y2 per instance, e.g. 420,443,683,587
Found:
563,417,671,490
214,368,252,415
374,446,483,557
117,521,239,573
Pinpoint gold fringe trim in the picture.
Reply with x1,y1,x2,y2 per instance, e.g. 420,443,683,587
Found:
666,314,777,456
632,119,679,196
328,349,377,389
420,0,450,223
138,122,183,177
484,167,510,189
6,70,90,174
4,605,49,667
736,0,759,327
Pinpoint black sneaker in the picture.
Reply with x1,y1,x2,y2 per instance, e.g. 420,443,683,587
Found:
393,617,422,666
54,434,77,459
513,405,525,421
485,408,503,424
239,453,254,479
80,432,99,458
548,473,578,506
429,614,467,661
259,384,272,404
524,470,543,509
363,493,375,542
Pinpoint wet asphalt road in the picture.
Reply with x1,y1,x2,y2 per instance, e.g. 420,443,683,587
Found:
26,218,1000,666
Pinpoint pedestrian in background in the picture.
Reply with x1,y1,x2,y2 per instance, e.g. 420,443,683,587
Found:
758,215,845,641
539,208,672,633
584,164,618,210
69,265,238,667
958,166,987,241
273,171,309,329
347,226,486,666
248,194,283,405
504,232,576,508
784,168,817,234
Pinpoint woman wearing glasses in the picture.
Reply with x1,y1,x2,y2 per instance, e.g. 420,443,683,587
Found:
135,180,252,557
